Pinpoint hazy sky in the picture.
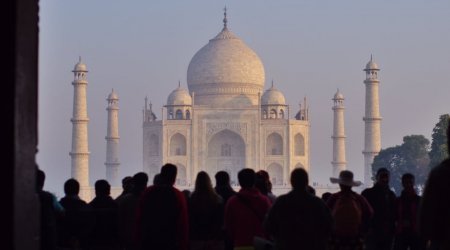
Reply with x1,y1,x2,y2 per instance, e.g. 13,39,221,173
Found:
38,0,450,197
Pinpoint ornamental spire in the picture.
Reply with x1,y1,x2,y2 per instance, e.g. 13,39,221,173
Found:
223,6,228,29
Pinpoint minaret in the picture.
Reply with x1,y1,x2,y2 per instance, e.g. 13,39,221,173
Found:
105,89,120,186
332,89,347,177
363,55,382,187
70,57,90,200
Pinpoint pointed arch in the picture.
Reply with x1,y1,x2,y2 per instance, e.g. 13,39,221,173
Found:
267,163,283,186
207,129,246,184
175,109,183,119
266,132,283,155
279,109,285,119
170,133,186,156
270,109,277,119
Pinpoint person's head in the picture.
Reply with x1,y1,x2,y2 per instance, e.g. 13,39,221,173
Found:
215,171,231,187
182,189,191,200
95,179,111,197
256,170,270,182
153,173,163,185
401,173,415,191
132,172,148,193
322,192,332,202
161,163,177,186
376,168,390,187
238,168,256,189
64,178,80,196
121,176,133,193
255,171,269,195
330,170,361,191
36,169,46,191
290,168,309,191
195,171,213,192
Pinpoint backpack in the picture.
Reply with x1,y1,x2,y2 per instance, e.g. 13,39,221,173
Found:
332,193,362,237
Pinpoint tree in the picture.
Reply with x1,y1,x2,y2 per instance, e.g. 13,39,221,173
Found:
428,114,449,169
372,135,430,194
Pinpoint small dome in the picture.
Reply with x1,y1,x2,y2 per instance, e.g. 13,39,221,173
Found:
333,89,344,100
167,86,192,106
365,56,379,70
261,85,286,105
73,57,88,72
108,89,118,100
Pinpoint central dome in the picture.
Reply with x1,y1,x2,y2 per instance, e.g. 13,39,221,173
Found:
187,21,265,106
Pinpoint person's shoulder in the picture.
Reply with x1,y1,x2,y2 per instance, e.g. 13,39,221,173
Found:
39,190,57,203
276,193,290,201
361,187,372,194
388,189,396,197
226,194,239,205
430,159,450,176
310,194,326,204
353,192,368,202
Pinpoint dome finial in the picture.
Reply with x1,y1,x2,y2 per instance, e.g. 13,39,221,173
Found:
79,56,82,63
271,79,274,88
370,54,373,62
178,80,181,88
223,6,228,29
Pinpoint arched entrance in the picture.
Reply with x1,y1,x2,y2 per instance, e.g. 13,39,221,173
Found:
207,129,246,185
267,163,283,186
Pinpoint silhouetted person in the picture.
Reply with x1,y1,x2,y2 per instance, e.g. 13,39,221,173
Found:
214,171,236,205
265,168,333,250
419,123,450,250
117,172,148,250
362,168,397,250
393,173,425,250
322,192,332,203
182,189,191,201
189,171,224,250
327,170,373,250
214,171,236,250
224,168,271,249
88,179,119,249
115,176,133,202
255,170,276,203
58,178,92,249
136,163,188,250
37,168,64,250
307,185,316,196
153,173,163,186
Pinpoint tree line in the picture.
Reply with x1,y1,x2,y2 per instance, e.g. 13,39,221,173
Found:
372,114,449,194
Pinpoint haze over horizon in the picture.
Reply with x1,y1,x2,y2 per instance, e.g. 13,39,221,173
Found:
38,1,450,197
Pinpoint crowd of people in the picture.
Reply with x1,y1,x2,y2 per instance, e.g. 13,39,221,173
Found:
36,125,450,250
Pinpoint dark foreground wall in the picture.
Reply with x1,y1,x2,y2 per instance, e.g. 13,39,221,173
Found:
3,0,40,249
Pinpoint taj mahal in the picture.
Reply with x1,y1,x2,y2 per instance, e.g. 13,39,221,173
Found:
69,10,382,200
142,11,310,187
